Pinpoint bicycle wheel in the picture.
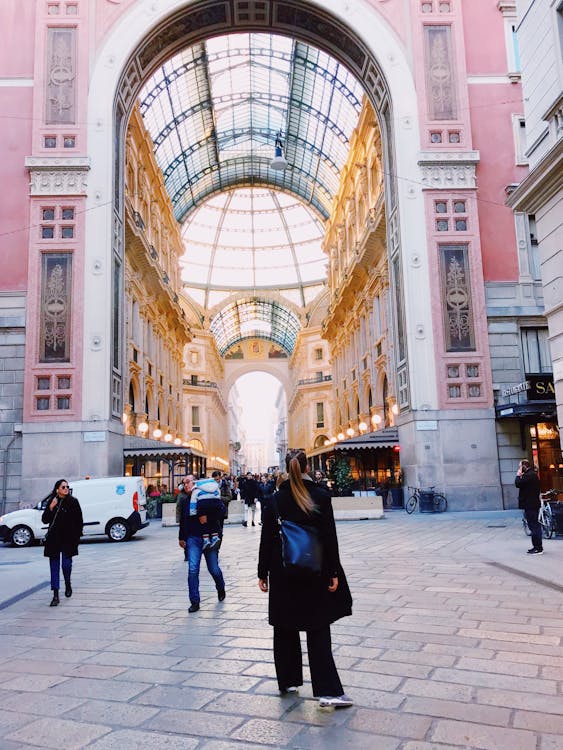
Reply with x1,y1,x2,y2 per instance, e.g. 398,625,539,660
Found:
541,507,555,539
433,494,447,512
405,494,418,514
522,514,531,536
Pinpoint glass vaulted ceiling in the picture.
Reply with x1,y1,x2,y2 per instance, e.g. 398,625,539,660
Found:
139,33,364,352
139,33,364,223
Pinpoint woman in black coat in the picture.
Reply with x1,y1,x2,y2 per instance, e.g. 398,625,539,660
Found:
41,479,83,606
258,449,353,708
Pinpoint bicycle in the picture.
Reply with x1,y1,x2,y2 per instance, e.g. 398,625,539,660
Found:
522,490,560,539
405,486,447,514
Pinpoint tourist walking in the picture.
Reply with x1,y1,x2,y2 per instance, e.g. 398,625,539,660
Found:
241,471,262,527
258,449,353,708
516,459,543,555
178,475,226,612
41,479,83,607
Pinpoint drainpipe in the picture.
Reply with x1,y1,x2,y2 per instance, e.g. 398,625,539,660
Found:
1,427,22,516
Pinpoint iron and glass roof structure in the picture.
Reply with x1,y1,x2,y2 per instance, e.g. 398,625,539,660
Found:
138,32,364,353
180,187,327,310
210,298,301,356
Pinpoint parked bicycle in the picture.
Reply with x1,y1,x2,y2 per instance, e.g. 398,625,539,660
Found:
405,486,447,514
522,489,561,539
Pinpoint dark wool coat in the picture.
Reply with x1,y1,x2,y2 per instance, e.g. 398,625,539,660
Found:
258,479,352,630
41,495,83,558
515,468,541,511
242,477,262,504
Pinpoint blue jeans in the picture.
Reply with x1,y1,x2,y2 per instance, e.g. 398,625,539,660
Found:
49,552,72,591
186,535,225,605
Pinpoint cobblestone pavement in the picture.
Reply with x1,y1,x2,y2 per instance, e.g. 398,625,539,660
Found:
0,510,562,750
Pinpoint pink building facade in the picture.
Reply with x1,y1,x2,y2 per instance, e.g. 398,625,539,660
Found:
0,0,553,510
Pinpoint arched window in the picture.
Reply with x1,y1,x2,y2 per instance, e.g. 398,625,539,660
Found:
368,388,373,409
356,397,360,420
314,435,329,449
128,383,135,411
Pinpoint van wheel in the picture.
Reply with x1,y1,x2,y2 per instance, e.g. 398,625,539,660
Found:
106,519,131,542
12,525,34,547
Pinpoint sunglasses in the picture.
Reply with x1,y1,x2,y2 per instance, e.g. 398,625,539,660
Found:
60,484,70,489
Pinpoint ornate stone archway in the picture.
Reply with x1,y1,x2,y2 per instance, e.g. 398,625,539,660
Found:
85,0,429,433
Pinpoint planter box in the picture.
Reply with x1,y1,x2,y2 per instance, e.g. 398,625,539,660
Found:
162,502,178,527
162,500,245,526
332,495,384,520
163,496,384,525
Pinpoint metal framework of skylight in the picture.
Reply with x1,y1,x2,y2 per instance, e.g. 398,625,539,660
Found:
139,33,364,223
209,297,302,356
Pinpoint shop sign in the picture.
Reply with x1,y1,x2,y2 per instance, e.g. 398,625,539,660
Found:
416,420,438,431
526,373,555,401
501,381,529,397
83,431,106,442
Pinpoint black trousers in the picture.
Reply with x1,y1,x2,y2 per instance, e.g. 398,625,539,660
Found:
273,624,343,697
525,506,543,550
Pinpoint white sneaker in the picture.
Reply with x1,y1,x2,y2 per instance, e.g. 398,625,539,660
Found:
318,694,354,708
280,686,299,695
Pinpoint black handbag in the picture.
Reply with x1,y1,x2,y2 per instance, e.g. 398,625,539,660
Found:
278,517,323,577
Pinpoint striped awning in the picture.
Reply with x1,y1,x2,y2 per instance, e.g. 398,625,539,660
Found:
334,427,399,451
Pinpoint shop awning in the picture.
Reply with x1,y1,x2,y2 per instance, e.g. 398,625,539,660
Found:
495,402,556,419
123,436,206,460
334,427,399,450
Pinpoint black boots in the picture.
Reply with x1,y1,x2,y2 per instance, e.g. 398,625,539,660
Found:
65,582,72,598
50,590,59,607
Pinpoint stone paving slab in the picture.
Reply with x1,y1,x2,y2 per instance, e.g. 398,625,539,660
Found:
0,512,562,749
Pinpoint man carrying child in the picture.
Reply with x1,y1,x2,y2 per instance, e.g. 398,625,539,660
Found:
178,475,226,613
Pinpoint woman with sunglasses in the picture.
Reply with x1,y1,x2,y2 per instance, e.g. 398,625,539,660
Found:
41,479,83,606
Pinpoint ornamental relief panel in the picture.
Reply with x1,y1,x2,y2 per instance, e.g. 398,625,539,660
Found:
439,244,475,352
40,253,72,362
420,164,476,189
46,28,76,125
28,168,89,195
424,25,457,121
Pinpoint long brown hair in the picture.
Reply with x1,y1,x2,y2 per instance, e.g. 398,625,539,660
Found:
285,449,316,514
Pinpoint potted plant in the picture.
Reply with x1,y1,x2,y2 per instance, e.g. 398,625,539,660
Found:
329,457,354,497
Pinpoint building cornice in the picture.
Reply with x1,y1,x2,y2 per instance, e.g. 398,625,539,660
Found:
497,1,516,16
418,151,480,190
506,139,563,212
25,156,91,196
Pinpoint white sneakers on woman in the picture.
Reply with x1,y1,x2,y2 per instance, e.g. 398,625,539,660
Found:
318,694,354,708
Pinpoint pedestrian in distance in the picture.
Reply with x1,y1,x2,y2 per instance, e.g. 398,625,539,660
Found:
516,459,543,555
258,449,353,709
313,469,329,489
178,475,226,613
41,479,83,607
241,471,262,527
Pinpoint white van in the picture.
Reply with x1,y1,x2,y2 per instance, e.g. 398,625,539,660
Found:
0,476,149,547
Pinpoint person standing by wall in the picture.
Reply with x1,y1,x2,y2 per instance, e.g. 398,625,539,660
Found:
516,459,543,555
41,479,83,607
257,449,353,708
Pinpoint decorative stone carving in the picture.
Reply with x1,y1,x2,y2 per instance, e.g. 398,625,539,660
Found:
418,151,480,189
46,28,76,124
25,157,90,196
424,25,457,121
42,256,71,360
439,244,475,351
